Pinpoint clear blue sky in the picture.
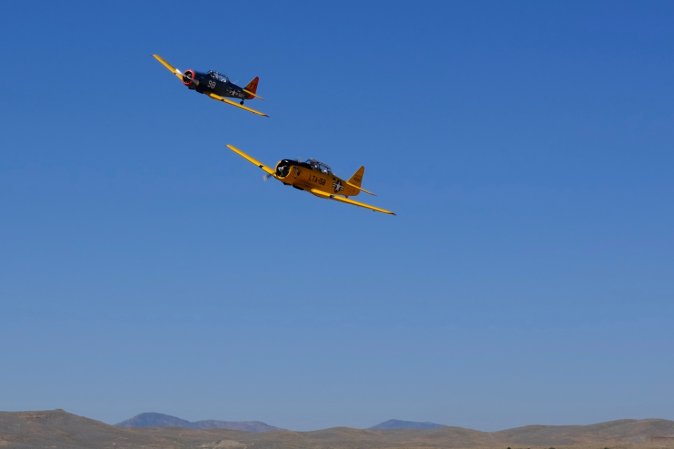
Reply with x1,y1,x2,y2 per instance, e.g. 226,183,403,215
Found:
1,0,673,431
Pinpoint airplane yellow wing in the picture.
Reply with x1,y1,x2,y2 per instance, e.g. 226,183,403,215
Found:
207,93,269,117
310,189,396,215
152,54,184,81
226,144,276,176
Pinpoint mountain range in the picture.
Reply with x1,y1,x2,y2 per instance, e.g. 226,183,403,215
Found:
2,409,674,449
369,418,447,430
116,412,444,431
116,412,281,432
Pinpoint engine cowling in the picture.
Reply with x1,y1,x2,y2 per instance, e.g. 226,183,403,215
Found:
182,69,197,87
275,160,293,178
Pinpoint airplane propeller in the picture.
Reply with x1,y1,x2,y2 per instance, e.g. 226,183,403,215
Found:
176,68,199,86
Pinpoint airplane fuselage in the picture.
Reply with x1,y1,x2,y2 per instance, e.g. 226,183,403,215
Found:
182,69,248,100
273,159,358,197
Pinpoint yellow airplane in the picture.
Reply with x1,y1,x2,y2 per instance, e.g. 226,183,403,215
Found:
226,144,396,215
152,54,268,117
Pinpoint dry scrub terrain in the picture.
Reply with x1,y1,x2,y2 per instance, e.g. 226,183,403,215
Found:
1,410,673,449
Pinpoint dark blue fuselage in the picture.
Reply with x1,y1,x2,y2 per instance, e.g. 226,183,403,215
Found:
183,69,247,100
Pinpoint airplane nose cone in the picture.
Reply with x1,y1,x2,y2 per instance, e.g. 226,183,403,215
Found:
183,69,197,86
276,161,291,178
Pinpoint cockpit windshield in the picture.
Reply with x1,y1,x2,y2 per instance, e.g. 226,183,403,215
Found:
305,158,332,174
207,70,229,83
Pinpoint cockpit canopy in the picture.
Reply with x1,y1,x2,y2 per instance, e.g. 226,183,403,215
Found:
207,70,229,83
305,158,332,174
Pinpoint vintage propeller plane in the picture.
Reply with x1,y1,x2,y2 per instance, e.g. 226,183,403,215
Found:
152,54,268,117
226,144,395,215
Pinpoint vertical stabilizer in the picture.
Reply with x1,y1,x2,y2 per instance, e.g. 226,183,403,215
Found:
348,166,365,188
244,76,260,99
342,166,365,196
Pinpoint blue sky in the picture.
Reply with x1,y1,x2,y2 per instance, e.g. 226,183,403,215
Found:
1,0,673,431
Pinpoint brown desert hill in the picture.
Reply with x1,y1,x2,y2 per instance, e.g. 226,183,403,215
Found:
495,419,674,446
233,426,493,449
0,409,158,449
320,426,497,448
382,426,498,447
0,409,251,449
2,409,674,449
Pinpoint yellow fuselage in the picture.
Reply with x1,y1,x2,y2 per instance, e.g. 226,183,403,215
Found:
274,160,359,197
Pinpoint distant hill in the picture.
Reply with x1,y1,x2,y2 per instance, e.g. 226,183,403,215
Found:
116,411,282,432
116,412,193,429
494,419,674,446
0,409,166,449
2,409,674,449
370,419,447,430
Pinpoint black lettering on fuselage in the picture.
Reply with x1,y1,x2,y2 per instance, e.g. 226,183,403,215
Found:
309,173,326,186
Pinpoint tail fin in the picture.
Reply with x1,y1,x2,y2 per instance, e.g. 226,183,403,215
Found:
341,166,365,196
344,166,377,196
348,166,365,189
243,76,260,99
